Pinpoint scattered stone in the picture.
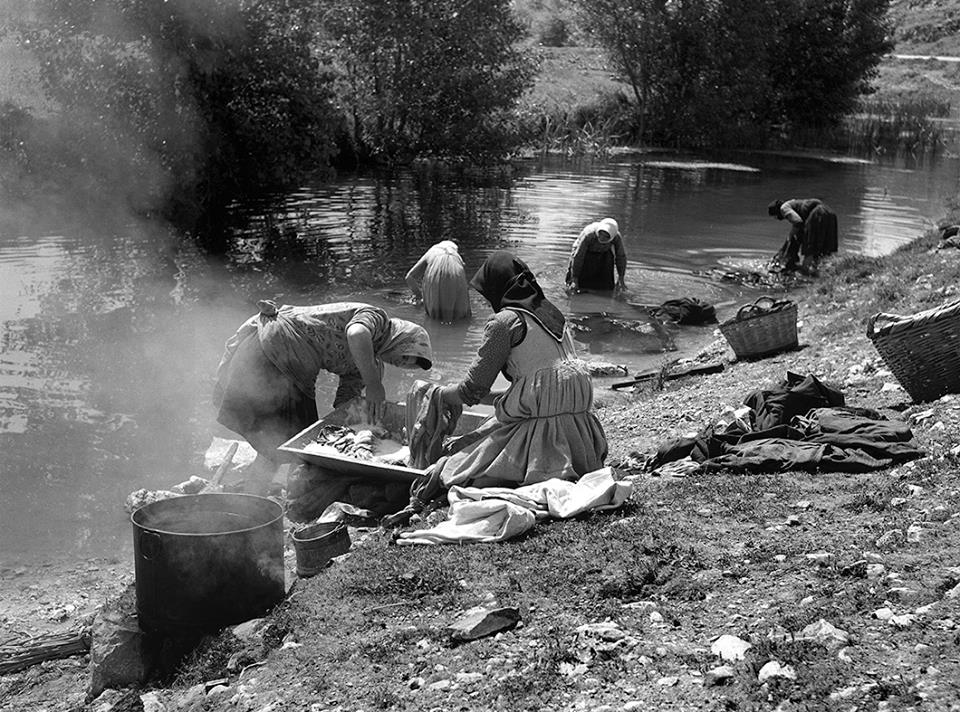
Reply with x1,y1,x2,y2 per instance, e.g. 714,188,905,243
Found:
649,611,664,624
798,619,850,650
774,554,787,563
915,602,938,616
840,560,867,577
621,600,658,611
757,661,796,683
875,530,904,549
408,676,424,690
623,702,644,712
889,497,908,507
887,587,919,601
805,551,833,565
906,523,926,542
862,551,884,563
710,634,752,662
428,679,453,692
232,618,268,643
447,606,520,642
799,596,815,606
906,484,924,497
657,676,679,687
704,665,735,687
873,607,894,621
944,583,960,599
791,500,812,510
880,382,904,393
455,671,483,684
786,515,802,526
888,614,915,628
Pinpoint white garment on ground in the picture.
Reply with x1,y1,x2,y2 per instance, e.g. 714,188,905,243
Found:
396,467,631,545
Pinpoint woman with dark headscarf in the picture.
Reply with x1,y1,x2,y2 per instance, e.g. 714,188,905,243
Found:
214,301,432,492
434,251,608,488
768,199,839,274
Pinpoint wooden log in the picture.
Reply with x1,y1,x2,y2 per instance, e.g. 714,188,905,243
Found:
0,629,90,674
609,361,725,390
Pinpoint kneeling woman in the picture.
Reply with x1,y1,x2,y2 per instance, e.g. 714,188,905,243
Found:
436,251,608,488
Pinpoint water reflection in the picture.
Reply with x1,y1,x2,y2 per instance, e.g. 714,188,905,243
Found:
0,149,957,563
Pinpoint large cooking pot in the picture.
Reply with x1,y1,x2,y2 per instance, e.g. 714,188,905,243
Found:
131,493,285,634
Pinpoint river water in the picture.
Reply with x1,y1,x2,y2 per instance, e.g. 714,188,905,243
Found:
0,149,957,565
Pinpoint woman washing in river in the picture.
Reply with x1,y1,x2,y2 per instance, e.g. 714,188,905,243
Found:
768,198,839,275
213,301,432,493
405,240,472,322
565,217,628,294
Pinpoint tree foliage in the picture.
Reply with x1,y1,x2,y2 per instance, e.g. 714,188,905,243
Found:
15,0,341,234
575,0,894,147
324,0,536,163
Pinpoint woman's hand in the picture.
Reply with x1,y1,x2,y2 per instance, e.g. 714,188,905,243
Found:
365,381,386,423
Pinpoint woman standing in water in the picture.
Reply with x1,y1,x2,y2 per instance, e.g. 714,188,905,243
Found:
565,217,628,293
405,240,472,322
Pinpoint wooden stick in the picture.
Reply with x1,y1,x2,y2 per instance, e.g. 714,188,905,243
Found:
0,630,90,674
207,441,239,490
610,361,725,390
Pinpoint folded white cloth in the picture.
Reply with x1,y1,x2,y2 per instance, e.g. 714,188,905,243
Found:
396,467,631,545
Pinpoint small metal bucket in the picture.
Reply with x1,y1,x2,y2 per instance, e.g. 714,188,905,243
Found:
292,522,351,577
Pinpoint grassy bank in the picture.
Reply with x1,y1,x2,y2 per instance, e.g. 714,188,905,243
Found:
5,215,960,710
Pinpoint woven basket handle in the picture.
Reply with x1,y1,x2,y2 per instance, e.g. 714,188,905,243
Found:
867,311,907,338
736,296,781,321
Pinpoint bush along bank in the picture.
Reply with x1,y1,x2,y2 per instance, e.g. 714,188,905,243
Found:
5,215,960,711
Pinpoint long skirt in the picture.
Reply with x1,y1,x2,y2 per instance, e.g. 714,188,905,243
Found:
423,252,471,322
569,250,615,291
215,334,318,462
801,204,838,258
438,363,608,489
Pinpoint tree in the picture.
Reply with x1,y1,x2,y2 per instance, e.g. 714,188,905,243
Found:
324,0,536,163
575,0,668,145
769,0,894,131
14,0,342,239
575,0,893,147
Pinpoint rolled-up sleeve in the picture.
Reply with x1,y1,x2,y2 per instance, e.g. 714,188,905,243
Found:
457,312,525,405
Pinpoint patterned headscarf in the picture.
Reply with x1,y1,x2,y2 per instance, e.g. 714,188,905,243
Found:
379,318,433,370
469,250,566,340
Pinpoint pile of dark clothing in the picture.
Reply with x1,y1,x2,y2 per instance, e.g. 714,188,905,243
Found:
651,372,924,475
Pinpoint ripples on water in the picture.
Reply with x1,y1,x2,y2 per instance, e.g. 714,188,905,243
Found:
0,150,957,562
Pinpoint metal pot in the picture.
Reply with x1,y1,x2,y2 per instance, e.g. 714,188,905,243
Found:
131,493,285,634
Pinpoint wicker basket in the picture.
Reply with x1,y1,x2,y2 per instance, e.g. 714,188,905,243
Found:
867,299,960,403
720,296,799,360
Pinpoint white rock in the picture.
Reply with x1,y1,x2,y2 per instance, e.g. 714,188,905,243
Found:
873,607,894,621
906,523,925,542
656,676,679,686
880,382,904,392
711,634,752,662
915,602,938,616
798,619,850,649
757,661,796,683
944,583,960,599
805,551,834,565
889,614,915,628
649,611,664,624
704,665,735,687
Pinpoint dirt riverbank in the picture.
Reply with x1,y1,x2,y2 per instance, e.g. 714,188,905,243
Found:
4,217,960,710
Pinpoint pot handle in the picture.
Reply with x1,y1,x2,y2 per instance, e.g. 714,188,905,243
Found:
139,530,163,560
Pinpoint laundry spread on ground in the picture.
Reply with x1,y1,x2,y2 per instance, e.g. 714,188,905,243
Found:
395,467,632,545
650,372,924,476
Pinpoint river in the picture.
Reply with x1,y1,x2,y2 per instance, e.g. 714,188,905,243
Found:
0,149,957,566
